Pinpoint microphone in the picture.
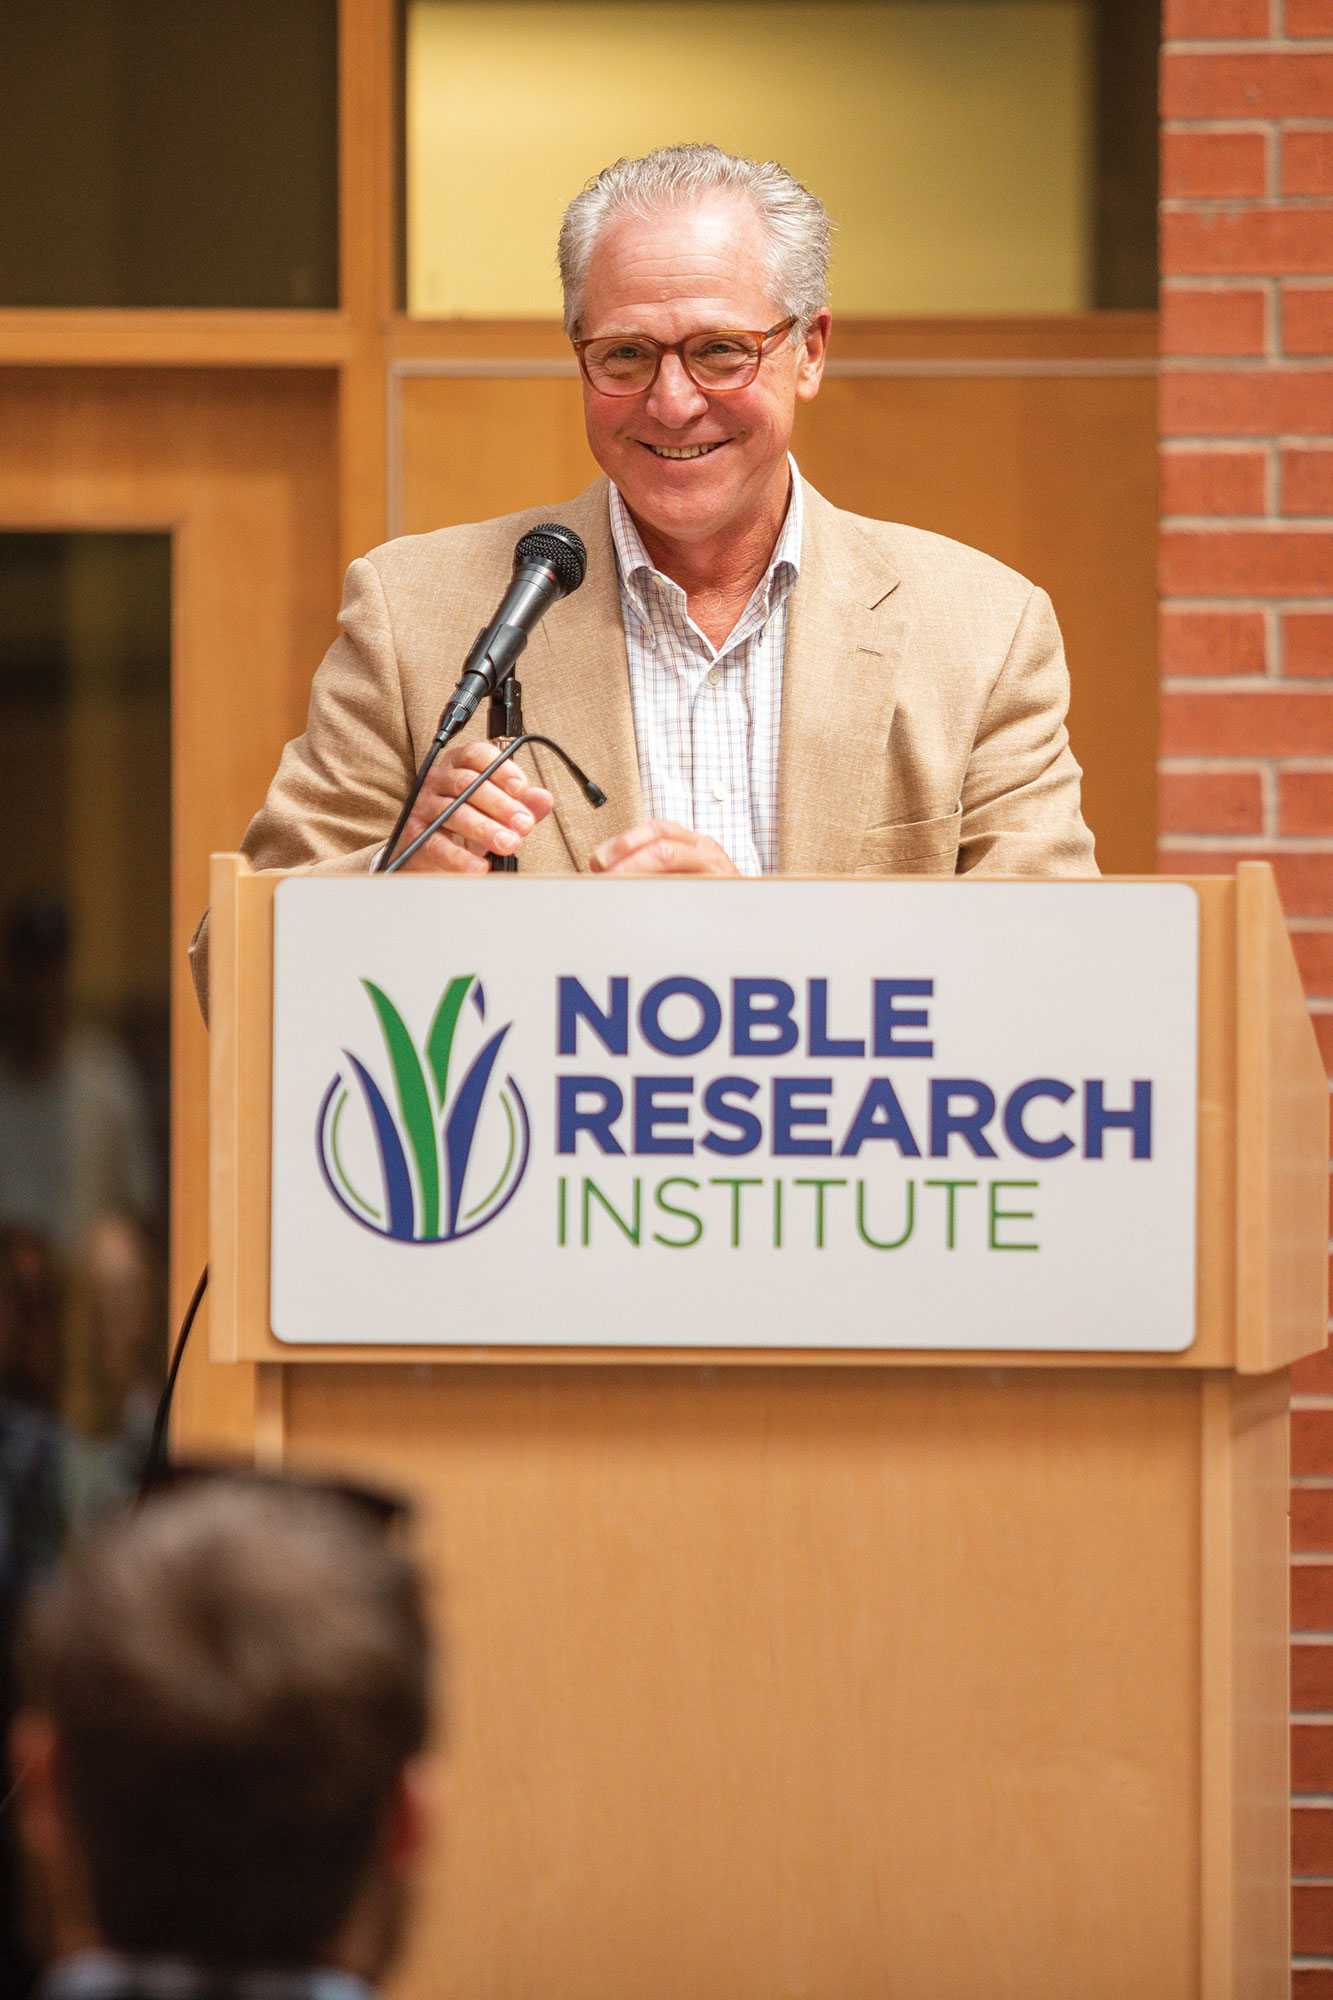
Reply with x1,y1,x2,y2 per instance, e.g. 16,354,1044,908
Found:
432,524,587,746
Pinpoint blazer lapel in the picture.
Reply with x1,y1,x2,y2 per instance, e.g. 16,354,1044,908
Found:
778,483,904,875
518,479,644,871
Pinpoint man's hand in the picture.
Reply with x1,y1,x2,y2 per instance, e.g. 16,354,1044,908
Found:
394,739,553,873
589,821,740,876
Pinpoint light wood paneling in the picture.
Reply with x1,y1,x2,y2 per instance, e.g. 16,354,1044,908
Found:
337,0,398,570
792,371,1158,875
1235,860,1332,1372
1199,1368,1292,1995
396,374,597,530
0,309,354,367
286,1361,1205,2000
0,366,341,1451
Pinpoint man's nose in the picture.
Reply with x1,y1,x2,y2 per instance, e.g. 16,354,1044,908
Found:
645,352,710,426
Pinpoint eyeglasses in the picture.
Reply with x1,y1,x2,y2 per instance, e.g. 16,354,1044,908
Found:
575,316,798,397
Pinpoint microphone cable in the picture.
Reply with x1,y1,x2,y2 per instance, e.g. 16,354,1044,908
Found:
139,1263,209,1499
383,733,605,873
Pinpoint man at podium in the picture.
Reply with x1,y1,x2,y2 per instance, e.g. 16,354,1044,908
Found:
214,142,1094,948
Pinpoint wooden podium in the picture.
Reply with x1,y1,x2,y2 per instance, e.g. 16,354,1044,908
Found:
203,856,1328,2000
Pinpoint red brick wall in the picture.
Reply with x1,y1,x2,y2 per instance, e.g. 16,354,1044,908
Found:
1159,3,1333,1984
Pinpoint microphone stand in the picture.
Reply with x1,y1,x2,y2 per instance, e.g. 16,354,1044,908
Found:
381,670,605,874
377,667,605,874
487,674,525,873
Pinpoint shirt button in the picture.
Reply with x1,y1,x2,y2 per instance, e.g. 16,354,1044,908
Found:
711,785,728,803
707,668,722,687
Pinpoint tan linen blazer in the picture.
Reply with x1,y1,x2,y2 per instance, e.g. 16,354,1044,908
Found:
189,475,1095,1009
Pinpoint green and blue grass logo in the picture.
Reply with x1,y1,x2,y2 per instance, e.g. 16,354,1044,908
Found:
317,976,529,1243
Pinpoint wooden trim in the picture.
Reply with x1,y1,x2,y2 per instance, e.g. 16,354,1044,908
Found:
336,0,399,566
208,853,244,1365
1199,1373,1236,2000
387,311,1161,365
1234,860,1331,1372
253,1364,287,1470
1198,1368,1292,1994
388,355,1159,380
0,310,354,368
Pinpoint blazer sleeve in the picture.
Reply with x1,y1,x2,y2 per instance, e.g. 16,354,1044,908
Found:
187,555,415,1017
956,584,1098,877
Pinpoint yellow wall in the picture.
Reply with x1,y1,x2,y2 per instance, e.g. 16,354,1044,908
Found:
406,0,1093,318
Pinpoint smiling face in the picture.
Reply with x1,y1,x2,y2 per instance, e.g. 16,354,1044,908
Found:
576,193,829,570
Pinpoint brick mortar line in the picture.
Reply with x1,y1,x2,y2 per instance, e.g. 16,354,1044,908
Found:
1163,444,1333,455
1163,438,1319,448
1163,593,1333,604
1161,357,1333,371
1163,438,1315,449
1162,273,1299,285
1159,835,1333,850
1161,754,1278,766
1162,675,1333,688
1162,446,1333,458
1164,117,1288,129
1163,197,1333,209
1164,38,1333,51
1164,515,1333,526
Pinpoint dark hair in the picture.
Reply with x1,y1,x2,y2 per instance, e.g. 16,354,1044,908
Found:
17,1477,431,1969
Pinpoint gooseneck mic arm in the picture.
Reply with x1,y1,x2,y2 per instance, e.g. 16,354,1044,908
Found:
382,734,606,875
376,523,588,873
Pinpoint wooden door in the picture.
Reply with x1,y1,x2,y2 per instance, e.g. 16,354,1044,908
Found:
0,364,341,1445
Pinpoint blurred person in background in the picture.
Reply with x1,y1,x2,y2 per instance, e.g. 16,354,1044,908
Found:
0,1231,69,2000
0,897,163,1496
0,899,157,1259
8,1473,434,2000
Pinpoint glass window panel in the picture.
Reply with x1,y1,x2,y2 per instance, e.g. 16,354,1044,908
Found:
0,530,170,1474
0,528,172,1986
406,0,1103,318
0,0,338,308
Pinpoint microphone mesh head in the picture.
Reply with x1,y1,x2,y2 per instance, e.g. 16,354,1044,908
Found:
515,523,587,596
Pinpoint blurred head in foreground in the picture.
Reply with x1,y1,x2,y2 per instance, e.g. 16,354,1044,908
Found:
10,1474,432,1989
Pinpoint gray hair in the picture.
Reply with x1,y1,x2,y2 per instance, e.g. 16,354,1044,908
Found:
558,143,831,340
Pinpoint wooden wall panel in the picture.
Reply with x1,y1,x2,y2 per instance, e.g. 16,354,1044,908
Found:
394,352,1158,875
0,366,341,1451
284,1361,1203,2000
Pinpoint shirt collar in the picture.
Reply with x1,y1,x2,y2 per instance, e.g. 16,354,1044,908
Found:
40,1951,375,2000
608,456,804,624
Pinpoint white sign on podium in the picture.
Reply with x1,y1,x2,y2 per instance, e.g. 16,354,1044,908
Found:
270,878,1198,1352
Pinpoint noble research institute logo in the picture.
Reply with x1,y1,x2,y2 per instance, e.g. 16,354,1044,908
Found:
317,975,529,1243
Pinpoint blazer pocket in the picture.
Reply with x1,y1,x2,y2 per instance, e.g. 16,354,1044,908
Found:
854,805,963,876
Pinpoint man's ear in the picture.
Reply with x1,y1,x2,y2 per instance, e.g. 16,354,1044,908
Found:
8,1710,64,1867
380,1756,435,1879
9,1711,101,1958
796,310,832,402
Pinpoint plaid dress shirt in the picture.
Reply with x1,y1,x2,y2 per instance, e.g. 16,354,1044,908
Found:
607,461,803,876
